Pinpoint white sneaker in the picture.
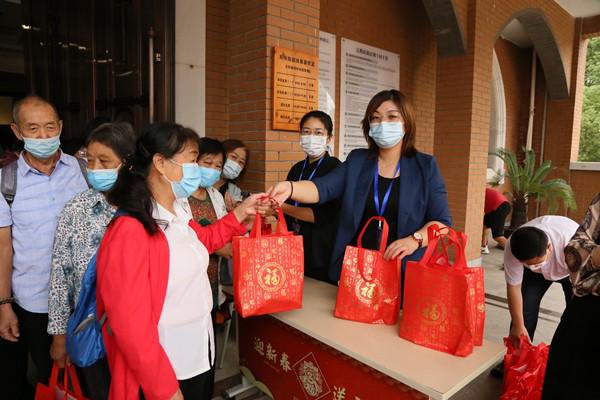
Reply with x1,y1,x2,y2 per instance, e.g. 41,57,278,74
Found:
481,245,490,254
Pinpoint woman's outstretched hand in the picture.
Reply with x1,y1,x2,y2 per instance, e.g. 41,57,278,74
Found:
257,197,278,218
267,181,293,205
232,193,265,223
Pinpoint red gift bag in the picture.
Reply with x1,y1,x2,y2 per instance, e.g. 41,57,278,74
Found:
501,336,549,400
399,225,485,356
334,216,401,325
35,363,89,400
233,207,304,318
427,228,485,346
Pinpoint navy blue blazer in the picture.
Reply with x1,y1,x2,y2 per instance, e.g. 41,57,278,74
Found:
313,148,452,281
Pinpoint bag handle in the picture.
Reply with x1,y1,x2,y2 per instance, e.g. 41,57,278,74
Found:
415,224,443,265
249,198,290,239
273,207,290,235
49,363,60,390
420,225,468,269
356,216,389,253
61,364,84,396
356,216,390,283
434,226,468,268
249,210,264,238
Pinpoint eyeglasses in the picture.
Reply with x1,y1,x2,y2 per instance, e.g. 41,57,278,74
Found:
300,128,327,136
368,111,402,124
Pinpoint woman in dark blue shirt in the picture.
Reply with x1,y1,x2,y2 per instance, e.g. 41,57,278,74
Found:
267,90,452,283
280,111,341,284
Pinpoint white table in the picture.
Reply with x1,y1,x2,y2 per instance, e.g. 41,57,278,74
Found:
260,277,504,400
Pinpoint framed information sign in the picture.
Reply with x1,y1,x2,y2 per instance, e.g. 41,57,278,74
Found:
273,47,319,131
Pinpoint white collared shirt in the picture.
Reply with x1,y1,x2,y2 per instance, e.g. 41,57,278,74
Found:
153,198,214,379
504,215,579,285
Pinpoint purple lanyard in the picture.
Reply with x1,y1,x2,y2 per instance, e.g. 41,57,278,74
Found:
374,158,401,218
293,156,325,206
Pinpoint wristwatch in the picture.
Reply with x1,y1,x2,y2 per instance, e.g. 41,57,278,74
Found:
411,232,424,248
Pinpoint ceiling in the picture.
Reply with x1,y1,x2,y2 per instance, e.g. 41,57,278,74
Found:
501,19,532,48
501,1,600,48
555,0,600,18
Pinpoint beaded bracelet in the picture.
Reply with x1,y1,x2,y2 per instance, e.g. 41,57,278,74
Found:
0,297,15,306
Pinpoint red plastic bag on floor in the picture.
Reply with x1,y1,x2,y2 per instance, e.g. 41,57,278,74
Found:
35,363,89,400
334,216,401,324
233,207,304,318
501,336,549,400
399,225,485,356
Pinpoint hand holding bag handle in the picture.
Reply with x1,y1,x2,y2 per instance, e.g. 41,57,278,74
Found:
355,216,389,282
249,198,291,239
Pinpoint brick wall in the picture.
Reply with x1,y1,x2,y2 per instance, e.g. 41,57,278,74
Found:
202,0,586,258
205,0,230,141
569,171,600,222
433,0,577,260
583,15,600,38
320,0,437,154
265,0,320,184
494,38,532,160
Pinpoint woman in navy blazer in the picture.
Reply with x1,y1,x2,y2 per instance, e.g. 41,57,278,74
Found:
267,90,452,282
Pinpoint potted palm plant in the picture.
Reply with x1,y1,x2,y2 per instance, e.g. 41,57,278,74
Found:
491,148,576,231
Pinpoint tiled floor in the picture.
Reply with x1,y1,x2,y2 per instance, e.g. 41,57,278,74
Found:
213,240,567,399
450,241,565,400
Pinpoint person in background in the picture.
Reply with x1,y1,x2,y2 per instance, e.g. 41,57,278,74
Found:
216,139,249,211
0,95,88,398
188,137,230,310
263,111,341,284
482,187,511,253
265,90,452,285
542,193,600,399
490,215,578,379
96,122,262,399
0,125,22,168
47,122,136,399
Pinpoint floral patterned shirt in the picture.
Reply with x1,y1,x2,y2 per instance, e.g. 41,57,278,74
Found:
47,189,115,335
565,193,600,297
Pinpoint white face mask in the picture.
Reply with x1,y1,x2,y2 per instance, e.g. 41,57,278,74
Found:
300,135,328,158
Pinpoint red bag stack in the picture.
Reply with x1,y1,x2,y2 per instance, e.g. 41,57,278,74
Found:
35,363,89,400
399,225,485,356
233,208,304,318
501,335,549,400
334,216,401,325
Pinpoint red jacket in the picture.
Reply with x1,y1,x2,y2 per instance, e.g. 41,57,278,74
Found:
96,212,246,400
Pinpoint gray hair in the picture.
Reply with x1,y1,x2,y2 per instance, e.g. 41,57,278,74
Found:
12,95,60,124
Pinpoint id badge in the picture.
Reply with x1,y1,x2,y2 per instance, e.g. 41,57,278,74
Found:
376,222,383,248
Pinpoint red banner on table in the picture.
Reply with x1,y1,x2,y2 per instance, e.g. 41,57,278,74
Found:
233,208,304,318
400,226,485,356
335,217,401,325
239,315,428,400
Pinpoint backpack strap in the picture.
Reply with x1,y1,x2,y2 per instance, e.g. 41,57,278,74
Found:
76,157,89,186
0,160,18,206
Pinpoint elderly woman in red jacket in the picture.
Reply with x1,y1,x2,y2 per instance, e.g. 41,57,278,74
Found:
97,122,262,400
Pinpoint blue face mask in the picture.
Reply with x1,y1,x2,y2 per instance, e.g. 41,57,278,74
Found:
368,122,405,149
199,166,222,188
222,159,243,180
166,160,203,198
87,167,120,192
23,136,61,159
